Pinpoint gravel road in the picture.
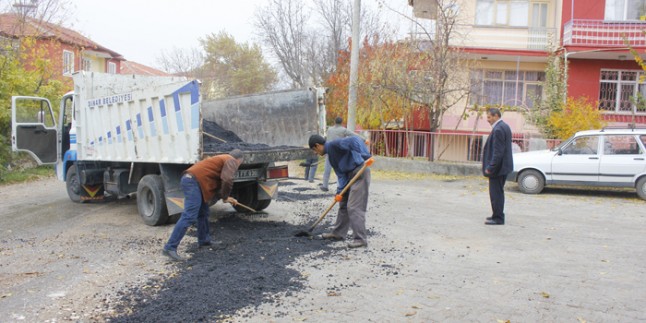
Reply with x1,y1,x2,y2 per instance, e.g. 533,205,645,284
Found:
1,172,645,322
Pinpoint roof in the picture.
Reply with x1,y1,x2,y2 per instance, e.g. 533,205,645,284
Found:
0,13,123,59
576,128,646,136
120,61,171,76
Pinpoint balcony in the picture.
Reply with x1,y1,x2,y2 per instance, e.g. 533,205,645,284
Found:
563,19,646,47
412,25,557,51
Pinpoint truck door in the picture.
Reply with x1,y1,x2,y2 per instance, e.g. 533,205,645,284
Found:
11,96,59,164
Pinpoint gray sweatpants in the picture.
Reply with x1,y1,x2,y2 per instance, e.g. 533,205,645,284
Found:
332,167,371,242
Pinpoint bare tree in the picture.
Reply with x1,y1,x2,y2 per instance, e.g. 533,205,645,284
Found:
255,0,397,88
380,0,471,134
1,0,73,26
254,0,310,87
156,46,204,76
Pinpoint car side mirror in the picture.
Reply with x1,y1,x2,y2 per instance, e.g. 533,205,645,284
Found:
557,148,563,156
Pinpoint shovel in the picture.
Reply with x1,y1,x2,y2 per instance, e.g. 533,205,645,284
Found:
234,201,260,213
294,157,374,237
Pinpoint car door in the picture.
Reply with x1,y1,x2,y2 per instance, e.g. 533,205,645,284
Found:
550,135,600,183
600,134,646,184
11,96,59,164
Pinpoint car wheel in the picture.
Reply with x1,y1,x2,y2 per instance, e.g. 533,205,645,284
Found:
518,169,545,194
636,177,646,200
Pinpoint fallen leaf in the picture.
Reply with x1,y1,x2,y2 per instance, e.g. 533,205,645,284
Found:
405,311,417,317
412,305,421,309
1,293,11,299
601,259,608,263
577,317,587,323
541,292,550,298
496,320,510,323
327,291,340,297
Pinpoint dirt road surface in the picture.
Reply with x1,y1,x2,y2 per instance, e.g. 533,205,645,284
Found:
1,174,645,322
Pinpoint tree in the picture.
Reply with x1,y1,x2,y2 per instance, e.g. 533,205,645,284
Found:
529,47,566,138
548,97,606,139
254,0,393,88
380,0,471,134
156,46,204,76
199,31,277,99
0,2,71,178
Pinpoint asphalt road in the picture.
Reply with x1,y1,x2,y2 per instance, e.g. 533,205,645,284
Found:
0,173,644,322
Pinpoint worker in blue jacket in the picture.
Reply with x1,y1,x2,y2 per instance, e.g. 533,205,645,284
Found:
308,134,371,248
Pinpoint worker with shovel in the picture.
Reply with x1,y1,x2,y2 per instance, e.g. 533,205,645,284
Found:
308,134,372,248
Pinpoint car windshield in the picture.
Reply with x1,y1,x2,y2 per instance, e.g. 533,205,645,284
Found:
551,135,575,151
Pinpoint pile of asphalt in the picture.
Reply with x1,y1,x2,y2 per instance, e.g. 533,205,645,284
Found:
203,120,295,153
106,215,334,322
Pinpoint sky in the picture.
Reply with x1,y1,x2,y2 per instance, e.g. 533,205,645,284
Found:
70,0,413,69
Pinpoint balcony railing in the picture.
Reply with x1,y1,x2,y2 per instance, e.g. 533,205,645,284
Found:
411,26,556,51
563,19,646,47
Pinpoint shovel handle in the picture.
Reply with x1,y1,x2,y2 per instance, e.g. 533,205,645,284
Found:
236,202,257,213
203,132,227,143
308,158,374,232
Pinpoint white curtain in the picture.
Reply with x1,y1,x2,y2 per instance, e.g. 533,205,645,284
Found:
476,0,494,25
509,1,529,26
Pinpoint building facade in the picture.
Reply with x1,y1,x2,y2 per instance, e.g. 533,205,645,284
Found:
0,13,123,86
408,0,646,134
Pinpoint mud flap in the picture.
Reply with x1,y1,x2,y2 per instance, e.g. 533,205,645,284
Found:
79,184,105,201
258,181,278,200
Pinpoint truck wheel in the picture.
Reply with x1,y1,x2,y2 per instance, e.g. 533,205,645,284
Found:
255,199,271,211
636,177,646,200
232,184,257,213
518,169,545,194
65,165,82,203
137,175,169,226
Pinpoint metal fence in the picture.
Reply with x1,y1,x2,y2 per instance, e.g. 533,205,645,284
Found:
367,130,561,163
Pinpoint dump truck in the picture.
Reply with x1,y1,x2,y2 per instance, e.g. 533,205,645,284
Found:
11,72,324,225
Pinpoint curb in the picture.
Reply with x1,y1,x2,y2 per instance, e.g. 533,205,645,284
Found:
372,156,481,177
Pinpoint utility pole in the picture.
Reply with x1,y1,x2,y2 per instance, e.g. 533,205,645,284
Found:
347,0,360,132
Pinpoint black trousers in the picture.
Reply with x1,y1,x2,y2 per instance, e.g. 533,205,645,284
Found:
488,175,507,223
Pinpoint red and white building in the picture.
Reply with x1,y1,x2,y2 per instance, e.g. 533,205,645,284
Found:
408,0,646,133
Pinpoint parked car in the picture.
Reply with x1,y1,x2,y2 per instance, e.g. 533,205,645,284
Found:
509,128,646,200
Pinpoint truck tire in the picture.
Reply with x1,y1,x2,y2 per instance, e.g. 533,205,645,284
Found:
232,184,257,213
636,176,646,200
518,169,545,194
65,165,82,203
137,175,169,226
255,199,271,211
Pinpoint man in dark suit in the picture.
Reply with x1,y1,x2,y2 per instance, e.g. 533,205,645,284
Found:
482,108,513,225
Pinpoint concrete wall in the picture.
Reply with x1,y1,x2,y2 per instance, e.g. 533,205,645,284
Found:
372,156,482,176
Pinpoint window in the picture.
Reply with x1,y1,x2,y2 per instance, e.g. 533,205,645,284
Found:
605,0,646,21
604,135,642,155
63,50,74,75
81,57,91,71
108,61,116,74
475,0,529,27
599,69,646,114
562,136,599,155
470,69,544,108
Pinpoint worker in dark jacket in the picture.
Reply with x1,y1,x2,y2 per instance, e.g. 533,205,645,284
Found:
482,108,513,225
162,149,244,261
309,134,371,248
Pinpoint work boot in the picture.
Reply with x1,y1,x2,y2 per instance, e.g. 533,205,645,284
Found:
162,249,183,261
347,240,367,249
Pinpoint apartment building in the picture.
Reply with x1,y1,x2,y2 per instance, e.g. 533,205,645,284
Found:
408,0,646,133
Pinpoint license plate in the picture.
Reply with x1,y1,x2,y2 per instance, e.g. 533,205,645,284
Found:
236,168,260,179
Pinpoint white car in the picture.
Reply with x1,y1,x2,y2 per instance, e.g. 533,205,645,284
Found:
510,128,646,200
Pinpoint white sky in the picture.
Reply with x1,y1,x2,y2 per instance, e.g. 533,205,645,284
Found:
70,0,413,69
